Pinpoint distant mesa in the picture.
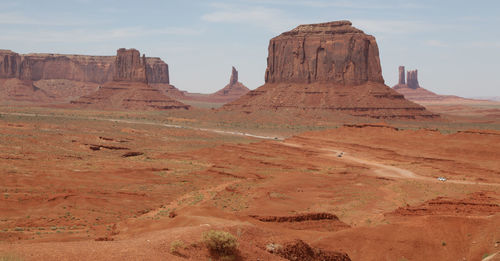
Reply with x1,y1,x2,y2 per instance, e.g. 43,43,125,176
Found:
71,48,189,110
223,20,438,119
0,48,185,104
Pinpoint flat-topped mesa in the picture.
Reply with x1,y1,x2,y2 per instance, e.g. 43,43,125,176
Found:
113,48,147,83
265,20,384,85
0,49,171,84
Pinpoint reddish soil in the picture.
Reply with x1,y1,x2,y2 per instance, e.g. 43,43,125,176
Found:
0,111,498,260
71,81,190,110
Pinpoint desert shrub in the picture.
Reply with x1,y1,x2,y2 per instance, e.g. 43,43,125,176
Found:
202,230,238,258
170,240,184,254
0,254,23,261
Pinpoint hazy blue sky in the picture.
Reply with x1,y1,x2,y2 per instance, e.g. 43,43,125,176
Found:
1,0,499,97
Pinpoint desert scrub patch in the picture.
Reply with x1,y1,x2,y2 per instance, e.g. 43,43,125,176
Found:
202,230,238,260
212,190,249,212
170,240,184,254
0,253,23,261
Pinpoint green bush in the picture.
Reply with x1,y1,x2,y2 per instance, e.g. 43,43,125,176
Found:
202,230,238,257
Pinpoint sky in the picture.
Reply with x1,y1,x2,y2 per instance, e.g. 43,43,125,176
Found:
0,0,499,97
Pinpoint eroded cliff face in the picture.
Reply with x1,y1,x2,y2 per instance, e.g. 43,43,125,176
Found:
264,21,384,86
71,48,189,110
224,21,438,119
114,48,147,82
0,50,21,78
0,49,170,84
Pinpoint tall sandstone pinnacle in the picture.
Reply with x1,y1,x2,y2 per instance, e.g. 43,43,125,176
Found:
398,66,406,85
229,66,238,85
208,66,250,103
223,21,438,119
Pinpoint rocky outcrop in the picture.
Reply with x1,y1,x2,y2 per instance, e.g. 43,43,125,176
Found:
209,66,249,102
265,21,384,86
392,66,480,104
229,66,238,85
398,66,405,85
113,48,147,82
146,58,169,84
71,48,189,110
0,49,171,84
406,70,419,89
0,49,175,103
0,50,21,78
224,21,438,119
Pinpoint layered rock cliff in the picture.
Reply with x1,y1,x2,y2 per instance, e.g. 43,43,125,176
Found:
264,21,384,86
0,49,171,84
0,49,176,103
224,21,438,119
71,49,189,110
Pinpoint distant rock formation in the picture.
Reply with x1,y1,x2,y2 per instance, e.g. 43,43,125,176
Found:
208,66,249,102
0,49,182,102
0,49,170,84
71,48,189,110
392,66,491,104
113,48,147,82
229,66,238,85
406,70,420,89
265,21,384,86
398,66,405,85
224,21,437,119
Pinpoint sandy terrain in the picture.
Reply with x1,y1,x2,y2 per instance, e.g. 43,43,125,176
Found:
0,107,498,260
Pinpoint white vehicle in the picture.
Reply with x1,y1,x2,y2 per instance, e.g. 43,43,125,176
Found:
437,177,447,182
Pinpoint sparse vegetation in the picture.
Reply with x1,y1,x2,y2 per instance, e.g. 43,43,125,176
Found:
170,240,184,254
202,230,238,260
0,254,23,261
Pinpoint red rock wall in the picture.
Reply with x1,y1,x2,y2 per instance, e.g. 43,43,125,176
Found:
113,48,147,82
0,49,170,84
407,70,419,89
0,50,21,78
264,21,384,85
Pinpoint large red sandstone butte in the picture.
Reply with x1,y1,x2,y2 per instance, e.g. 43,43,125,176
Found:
224,21,438,119
71,49,189,110
0,49,183,102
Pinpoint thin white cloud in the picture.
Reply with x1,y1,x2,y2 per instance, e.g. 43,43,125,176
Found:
202,5,303,33
0,26,202,43
239,0,425,9
352,19,442,34
425,40,449,47
0,12,40,25
464,41,500,48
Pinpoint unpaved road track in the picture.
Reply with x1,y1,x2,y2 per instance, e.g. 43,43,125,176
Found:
1,112,283,140
282,142,500,187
